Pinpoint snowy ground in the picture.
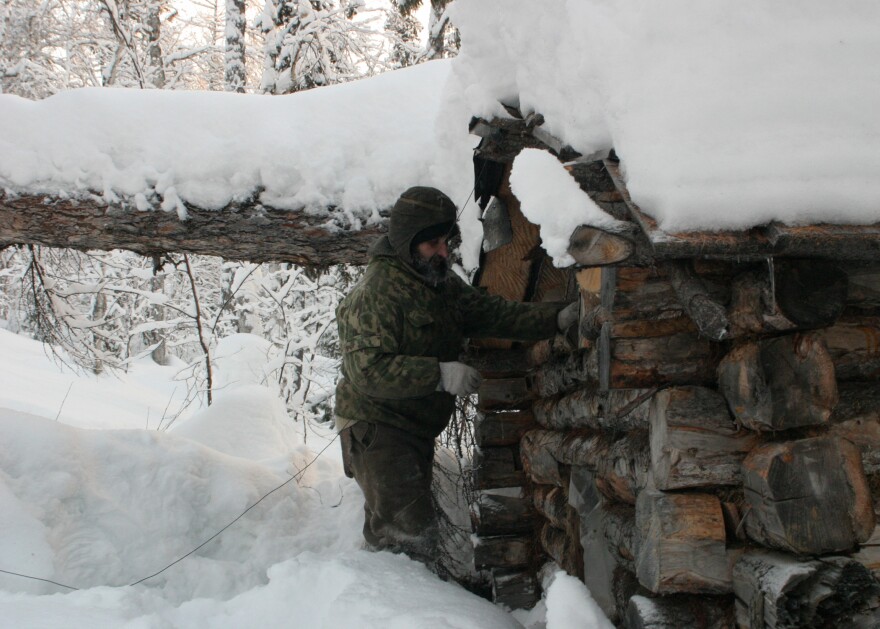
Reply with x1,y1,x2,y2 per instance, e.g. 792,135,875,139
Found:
0,328,612,628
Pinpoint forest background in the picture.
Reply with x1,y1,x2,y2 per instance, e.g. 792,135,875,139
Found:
0,0,462,432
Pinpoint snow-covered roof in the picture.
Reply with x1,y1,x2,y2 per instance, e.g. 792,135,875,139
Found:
450,0,880,238
3,1,880,270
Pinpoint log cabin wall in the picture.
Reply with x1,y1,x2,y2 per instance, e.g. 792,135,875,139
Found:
466,113,880,627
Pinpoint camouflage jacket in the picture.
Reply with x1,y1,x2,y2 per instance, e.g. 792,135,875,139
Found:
335,237,562,439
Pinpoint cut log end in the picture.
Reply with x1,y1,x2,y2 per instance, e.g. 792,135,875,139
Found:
567,226,634,266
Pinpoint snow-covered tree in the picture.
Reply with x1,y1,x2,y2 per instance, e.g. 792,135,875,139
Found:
395,0,457,60
385,0,421,69
255,0,386,94
225,0,247,91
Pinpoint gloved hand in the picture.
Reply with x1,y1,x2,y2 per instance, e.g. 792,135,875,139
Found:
557,301,579,332
437,361,483,396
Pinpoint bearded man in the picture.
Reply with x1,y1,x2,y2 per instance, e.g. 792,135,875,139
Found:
335,186,577,569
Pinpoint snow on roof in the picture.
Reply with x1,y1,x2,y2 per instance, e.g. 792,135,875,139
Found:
0,59,473,229
3,2,879,270
451,0,880,234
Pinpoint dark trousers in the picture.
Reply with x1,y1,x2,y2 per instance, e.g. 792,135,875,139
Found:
341,421,439,566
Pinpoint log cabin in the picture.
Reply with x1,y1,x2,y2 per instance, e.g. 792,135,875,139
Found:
465,110,880,628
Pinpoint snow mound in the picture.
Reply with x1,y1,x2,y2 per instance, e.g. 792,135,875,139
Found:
170,384,298,461
0,407,351,597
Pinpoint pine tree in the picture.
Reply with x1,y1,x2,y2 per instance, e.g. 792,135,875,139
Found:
255,0,386,94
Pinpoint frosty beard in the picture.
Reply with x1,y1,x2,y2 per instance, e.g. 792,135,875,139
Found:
410,253,449,286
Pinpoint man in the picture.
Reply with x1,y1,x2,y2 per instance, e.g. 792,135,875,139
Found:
335,186,577,569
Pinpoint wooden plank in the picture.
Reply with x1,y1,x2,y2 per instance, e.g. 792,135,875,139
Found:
767,222,880,260
474,161,542,350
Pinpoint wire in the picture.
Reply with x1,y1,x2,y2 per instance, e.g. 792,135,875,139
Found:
1,434,340,592
0,568,79,591
130,434,339,587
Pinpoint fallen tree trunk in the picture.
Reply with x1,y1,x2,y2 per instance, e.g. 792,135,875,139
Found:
0,192,383,266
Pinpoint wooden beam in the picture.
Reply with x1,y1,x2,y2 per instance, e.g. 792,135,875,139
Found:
0,191,383,266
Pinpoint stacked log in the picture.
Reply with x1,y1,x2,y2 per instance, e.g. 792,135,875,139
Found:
466,120,880,624
510,258,880,626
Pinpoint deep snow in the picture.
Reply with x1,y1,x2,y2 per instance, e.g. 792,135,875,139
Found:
0,328,611,627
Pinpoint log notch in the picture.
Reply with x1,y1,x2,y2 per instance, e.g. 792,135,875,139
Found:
741,436,875,554
0,192,384,266
635,489,732,594
717,334,838,431
733,550,879,629
532,386,654,433
626,594,735,629
727,259,848,336
650,386,760,490
539,520,583,578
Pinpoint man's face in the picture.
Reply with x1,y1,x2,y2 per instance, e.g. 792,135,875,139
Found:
416,236,449,261
411,236,449,285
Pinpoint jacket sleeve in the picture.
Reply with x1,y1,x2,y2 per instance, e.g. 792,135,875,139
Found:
338,293,441,400
455,276,563,341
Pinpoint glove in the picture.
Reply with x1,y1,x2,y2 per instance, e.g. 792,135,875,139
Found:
437,361,483,396
556,301,579,332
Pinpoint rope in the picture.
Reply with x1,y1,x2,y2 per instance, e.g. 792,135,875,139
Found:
1,434,340,592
